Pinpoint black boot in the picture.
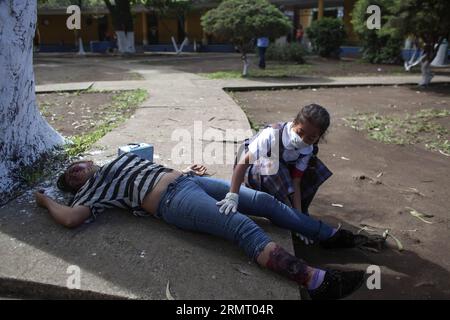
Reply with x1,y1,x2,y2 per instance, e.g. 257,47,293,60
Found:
320,229,369,249
308,269,365,300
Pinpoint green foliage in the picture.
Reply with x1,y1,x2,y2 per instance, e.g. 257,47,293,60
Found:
201,0,292,54
306,18,346,58
344,109,450,154
352,0,403,64
65,89,148,157
145,0,193,16
266,43,306,63
386,0,450,42
201,64,312,79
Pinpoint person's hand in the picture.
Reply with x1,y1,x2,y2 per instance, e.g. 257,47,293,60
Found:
183,164,208,176
216,192,239,215
35,190,49,209
296,233,314,245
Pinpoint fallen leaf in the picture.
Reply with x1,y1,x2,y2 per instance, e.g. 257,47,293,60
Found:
232,264,252,276
407,207,433,224
357,226,377,234
383,230,404,251
166,281,175,300
414,281,435,288
360,246,380,253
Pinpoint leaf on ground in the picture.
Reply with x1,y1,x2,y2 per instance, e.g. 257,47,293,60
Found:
232,264,252,276
407,207,433,224
357,226,377,234
166,281,175,300
383,230,404,251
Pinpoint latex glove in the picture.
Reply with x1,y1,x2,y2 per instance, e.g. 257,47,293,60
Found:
296,233,314,245
216,192,239,215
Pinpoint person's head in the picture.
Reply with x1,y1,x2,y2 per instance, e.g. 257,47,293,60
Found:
57,160,99,194
291,104,330,146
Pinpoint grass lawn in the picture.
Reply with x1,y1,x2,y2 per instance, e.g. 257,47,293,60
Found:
200,59,409,80
344,109,450,155
200,63,313,79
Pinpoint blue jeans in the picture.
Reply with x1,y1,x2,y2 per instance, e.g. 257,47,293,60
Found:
156,175,334,261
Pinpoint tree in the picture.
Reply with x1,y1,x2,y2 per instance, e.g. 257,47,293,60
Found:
0,0,64,203
386,0,450,85
352,0,403,64
145,0,194,54
104,0,136,53
306,17,346,58
201,0,292,76
103,0,195,54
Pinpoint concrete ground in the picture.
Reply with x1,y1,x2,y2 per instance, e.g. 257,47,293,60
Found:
1,53,449,299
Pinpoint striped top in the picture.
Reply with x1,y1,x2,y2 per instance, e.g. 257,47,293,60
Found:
71,153,173,220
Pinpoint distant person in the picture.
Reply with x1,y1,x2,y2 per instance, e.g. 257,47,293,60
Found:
257,36,270,69
296,25,304,44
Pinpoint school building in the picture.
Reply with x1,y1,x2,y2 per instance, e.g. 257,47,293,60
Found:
36,0,359,52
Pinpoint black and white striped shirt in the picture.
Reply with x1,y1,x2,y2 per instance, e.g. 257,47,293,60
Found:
71,153,173,220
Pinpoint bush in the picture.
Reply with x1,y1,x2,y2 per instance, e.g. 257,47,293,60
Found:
201,0,292,55
352,0,403,64
266,43,306,63
306,17,346,58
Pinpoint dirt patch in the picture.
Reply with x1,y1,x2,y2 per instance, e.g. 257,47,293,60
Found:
36,91,120,137
34,56,143,85
233,84,450,299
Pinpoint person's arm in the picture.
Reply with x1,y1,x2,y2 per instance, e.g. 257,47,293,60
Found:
216,152,252,215
230,152,252,193
35,191,91,228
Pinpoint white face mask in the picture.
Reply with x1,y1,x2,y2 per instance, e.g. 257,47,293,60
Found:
289,127,311,150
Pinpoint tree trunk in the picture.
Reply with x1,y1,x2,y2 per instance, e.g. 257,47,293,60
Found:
419,60,434,86
115,31,135,54
0,0,64,201
419,41,437,86
242,54,250,77
104,0,135,54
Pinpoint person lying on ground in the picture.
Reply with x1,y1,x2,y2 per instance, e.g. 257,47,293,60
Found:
35,153,369,300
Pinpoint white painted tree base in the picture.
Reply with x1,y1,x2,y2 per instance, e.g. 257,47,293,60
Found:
78,37,86,55
242,55,250,77
0,0,64,200
431,41,449,67
115,31,135,54
419,61,434,86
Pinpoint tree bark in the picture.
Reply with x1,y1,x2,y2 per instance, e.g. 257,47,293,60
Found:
0,0,64,201
104,0,135,54
242,54,250,77
419,60,434,86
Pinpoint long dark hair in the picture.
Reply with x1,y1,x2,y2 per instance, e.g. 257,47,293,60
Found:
293,104,330,138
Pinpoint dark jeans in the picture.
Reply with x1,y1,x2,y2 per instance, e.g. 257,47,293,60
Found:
258,47,267,69
156,175,334,261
